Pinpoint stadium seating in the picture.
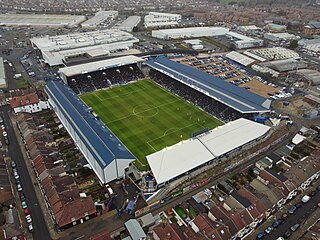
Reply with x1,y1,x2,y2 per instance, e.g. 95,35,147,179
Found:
149,69,248,122
66,64,144,94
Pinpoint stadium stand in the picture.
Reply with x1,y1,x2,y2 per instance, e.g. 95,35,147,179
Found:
66,64,144,94
147,118,271,185
149,69,247,122
45,81,135,183
145,56,271,114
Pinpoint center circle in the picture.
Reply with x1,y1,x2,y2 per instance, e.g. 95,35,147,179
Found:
133,104,159,118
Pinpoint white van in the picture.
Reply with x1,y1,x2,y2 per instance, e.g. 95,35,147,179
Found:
301,195,311,203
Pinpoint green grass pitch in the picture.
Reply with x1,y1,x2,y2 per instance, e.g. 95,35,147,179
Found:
80,80,223,170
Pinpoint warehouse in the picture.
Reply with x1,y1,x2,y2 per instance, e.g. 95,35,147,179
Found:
0,13,86,27
30,29,139,66
144,12,181,28
264,32,300,42
81,11,118,28
114,16,141,32
152,27,229,40
225,32,264,49
298,38,320,53
147,118,271,185
0,57,7,88
45,81,135,183
251,47,299,60
225,51,256,66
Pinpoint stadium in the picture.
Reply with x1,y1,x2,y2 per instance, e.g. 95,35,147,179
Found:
45,54,271,186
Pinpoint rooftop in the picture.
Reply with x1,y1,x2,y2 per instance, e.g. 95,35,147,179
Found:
9,92,40,108
0,13,86,27
0,57,6,87
45,81,135,181
147,118,270,184
146,56,270,113
59,55,144,77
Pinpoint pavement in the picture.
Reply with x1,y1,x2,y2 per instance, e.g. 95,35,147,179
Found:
1,106,51,240
245,180,320,240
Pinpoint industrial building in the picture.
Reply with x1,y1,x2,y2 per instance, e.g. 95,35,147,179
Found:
303,21,320,36
251,47,299,60
147,118,271,185
265,23,287,32
263,58,307,72
0,57,7,88
144,12,181,28
114,16,141,32
264,32,300,42
59,55,144,83
225,32,264,49
183,39,204,50
81,10,118,28
225,51,256,66
30,29,139,66
152,27,229,40
237,25,262,33
45,81,135,183
298,38,320,53
0,13,86,27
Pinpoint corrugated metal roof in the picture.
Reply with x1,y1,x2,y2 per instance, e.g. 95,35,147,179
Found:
146,56,269,113
45,81,135,170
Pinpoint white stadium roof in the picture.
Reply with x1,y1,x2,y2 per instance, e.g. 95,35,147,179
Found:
147,118,270,184
59,55,144,77
0,57,7,88
197,118,271,157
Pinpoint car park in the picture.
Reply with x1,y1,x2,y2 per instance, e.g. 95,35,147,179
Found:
290,223,300,232
288,205,297,214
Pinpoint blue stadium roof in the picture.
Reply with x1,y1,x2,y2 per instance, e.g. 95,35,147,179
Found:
146,56,270,113
45,81,135,170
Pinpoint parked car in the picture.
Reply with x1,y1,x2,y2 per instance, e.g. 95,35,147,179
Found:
25,214,32,224
21,201,27,209
20,192,26,201
290,223,300,232
288,205,297,214
281,213,288,220
257,232,265,239
283,229,292,238
302,195,311,203
295,203,302,209
272,219,283,228
13,171,19,180
309,191,317,197
28,224,34,232
265,226,273,234
11,161,16,169
24,209,30,215
17,183,22,192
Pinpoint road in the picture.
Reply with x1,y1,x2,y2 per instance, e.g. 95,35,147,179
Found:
266,192,320,240
1,106,51,240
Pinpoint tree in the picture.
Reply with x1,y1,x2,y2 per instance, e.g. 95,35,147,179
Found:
289,39,299,50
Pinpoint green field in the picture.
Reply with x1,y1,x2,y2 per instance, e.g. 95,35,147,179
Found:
81,80,223,170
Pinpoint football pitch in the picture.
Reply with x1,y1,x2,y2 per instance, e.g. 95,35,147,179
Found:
80,80,223,170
